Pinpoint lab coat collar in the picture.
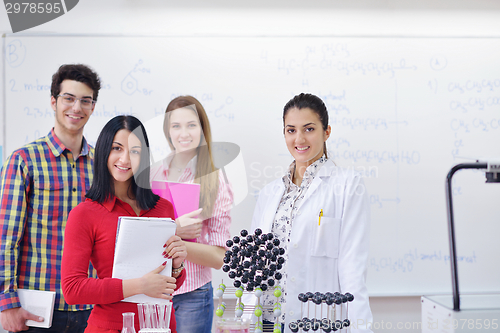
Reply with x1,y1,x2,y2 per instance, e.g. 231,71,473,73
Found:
259,159,336,234
317,158,337,178
300,159,334,204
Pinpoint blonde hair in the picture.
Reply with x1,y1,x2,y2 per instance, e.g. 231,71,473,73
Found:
163,96,219,219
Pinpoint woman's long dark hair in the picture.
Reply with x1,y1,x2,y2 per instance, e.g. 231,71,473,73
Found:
86,115,159,210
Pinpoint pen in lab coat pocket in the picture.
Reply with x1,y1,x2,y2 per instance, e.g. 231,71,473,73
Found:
318,209,323,226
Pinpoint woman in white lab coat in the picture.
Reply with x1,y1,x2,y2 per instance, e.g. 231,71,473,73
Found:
250,93,373,332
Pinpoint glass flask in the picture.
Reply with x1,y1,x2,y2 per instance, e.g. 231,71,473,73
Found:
122,312,136,333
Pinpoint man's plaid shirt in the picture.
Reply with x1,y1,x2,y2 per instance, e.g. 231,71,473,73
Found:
0,129,94,312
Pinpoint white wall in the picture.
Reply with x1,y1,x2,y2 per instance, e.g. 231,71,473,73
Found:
1,0,500,37
2,1,500,332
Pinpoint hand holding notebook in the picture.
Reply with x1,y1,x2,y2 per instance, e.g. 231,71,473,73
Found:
112,216,177,304
17,289,55,328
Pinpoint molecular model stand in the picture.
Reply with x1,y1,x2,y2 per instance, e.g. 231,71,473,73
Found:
214,229,355,333
290,291,354,332
215,228,285,332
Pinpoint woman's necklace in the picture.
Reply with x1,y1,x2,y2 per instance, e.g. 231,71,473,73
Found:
170,151,196,175
170,159,186,173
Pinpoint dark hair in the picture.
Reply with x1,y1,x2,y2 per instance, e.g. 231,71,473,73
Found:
163,95,219,219
51,64,101,101
86,115,159,210
283,93,329,159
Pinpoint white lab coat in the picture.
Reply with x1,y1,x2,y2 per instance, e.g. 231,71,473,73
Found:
249,159,373,332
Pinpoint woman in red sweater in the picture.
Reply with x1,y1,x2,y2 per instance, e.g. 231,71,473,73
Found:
62,115,186,333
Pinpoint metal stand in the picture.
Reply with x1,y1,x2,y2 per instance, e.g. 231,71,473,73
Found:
445,162,490,311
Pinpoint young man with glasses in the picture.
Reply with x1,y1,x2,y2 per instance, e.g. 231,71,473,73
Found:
0,64,101,333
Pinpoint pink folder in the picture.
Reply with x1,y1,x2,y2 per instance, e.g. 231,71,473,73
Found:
151,181,200,218
151,181,201,242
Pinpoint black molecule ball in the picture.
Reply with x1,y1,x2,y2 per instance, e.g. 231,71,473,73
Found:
313,295,322,305
321,319,332,333
289,321,299,333
298,293,308,302
302,318,311,332
311,319,320,331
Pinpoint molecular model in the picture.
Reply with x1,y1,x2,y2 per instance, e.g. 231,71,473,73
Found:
215,228,286,333
289,292,355,333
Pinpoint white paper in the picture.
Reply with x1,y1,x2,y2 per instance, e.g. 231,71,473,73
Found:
112,216,176,304
17,289,55,328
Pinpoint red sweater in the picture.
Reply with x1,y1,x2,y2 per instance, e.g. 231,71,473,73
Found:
62,197,185,332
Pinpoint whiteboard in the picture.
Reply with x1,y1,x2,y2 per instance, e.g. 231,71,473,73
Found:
2,35,500,296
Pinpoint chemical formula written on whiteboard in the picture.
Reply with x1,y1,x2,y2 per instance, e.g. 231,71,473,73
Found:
121,60,153,96
448,79,500,94
329,149,421,165
370,249,477,274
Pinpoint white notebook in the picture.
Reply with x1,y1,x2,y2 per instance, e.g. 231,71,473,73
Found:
17,289,55,328
112,216,176,304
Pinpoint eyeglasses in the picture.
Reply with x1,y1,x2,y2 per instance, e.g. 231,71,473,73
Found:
57,94,96,110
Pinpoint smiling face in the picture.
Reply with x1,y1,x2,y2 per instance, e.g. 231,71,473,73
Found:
168,107,203,155
284,107,331,168
51,79,95,137
107,129,142,186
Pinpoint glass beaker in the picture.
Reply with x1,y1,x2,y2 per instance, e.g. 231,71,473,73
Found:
122,312,136,333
